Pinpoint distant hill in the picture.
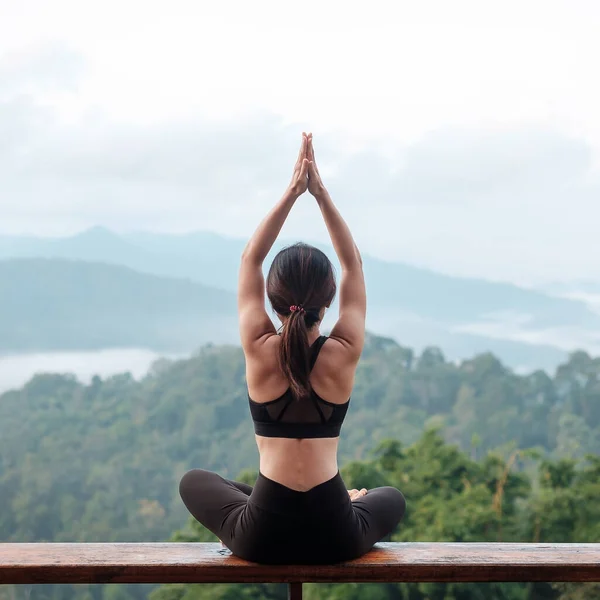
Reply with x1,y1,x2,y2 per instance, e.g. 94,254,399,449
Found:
1,226,594,323
0,258,238,353
0,227,244,293
2,227,599,369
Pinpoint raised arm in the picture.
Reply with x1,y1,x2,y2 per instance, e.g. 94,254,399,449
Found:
238,134,310,354
307,135,366,358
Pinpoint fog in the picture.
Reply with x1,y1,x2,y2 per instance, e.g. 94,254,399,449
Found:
0,348,185,394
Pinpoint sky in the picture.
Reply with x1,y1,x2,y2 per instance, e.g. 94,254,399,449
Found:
1,0,600,286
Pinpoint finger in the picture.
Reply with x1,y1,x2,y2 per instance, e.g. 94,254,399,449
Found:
295,133,307,167
311,135,317,162
308,160,318,179
295,137,304,167
294,134,305,166
308,140,320,175
299,158,309,178
307,136,315,162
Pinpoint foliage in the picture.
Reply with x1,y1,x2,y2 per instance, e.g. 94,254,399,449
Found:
1,333,599,599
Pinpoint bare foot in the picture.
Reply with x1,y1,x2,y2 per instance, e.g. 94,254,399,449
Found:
348,488,368,501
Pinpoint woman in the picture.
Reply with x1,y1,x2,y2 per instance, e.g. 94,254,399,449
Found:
179,133,405,565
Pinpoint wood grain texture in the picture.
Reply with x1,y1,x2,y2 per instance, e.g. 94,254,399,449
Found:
1,543,599,585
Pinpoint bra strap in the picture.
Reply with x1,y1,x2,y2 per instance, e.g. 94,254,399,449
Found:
309,336,328,371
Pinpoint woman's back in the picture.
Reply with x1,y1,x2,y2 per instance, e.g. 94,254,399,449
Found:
246,333,356,490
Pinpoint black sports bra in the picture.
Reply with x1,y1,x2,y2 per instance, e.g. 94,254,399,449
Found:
248,336,350,439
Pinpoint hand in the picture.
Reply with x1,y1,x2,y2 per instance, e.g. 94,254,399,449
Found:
348,488,368,501
287,133,309,197
306,133,326,197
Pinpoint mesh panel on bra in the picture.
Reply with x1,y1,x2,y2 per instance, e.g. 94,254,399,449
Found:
264,395,335,423
249,336,348,437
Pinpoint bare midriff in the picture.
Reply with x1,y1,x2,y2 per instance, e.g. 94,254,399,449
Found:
256,435,340,491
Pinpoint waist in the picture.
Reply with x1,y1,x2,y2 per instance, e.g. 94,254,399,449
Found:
256,436,339,491
249,470,349,515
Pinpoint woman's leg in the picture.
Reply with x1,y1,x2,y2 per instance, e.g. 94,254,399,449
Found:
179,469,252,545
226,479,254,496
350,486,406,551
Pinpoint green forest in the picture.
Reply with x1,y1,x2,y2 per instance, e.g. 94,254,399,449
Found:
1,333,600,599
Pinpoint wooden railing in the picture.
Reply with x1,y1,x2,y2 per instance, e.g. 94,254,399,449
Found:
1,543,600,600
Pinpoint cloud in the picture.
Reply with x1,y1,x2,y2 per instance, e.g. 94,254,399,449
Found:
0,42,84,95
0,48,342,229
333,127,595,206
0,44,85,160
1,44,599,285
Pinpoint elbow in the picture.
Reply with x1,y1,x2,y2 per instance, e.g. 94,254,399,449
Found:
241,245,261,266
354,245,363,267
342,247,363,272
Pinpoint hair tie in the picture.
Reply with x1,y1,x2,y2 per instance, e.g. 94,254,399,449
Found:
289,305,305,314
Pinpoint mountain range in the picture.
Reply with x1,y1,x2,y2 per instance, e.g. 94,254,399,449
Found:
1,226,599,371
0,258,238,353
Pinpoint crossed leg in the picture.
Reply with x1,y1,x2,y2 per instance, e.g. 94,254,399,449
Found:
350,486,406,552
179,469,253,547
179,470,406,560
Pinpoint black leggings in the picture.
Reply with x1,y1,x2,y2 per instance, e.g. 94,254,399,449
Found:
179,469,406,564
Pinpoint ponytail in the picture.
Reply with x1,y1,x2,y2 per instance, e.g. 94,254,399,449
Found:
279,306,312,400
266,243,337,400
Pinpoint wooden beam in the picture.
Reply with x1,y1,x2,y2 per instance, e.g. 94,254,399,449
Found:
1,543,599,585
288,582,302,600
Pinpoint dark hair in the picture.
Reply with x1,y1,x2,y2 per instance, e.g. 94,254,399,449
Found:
266,243,336,399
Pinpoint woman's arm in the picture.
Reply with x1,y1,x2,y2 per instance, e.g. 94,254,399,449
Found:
238,134,310,354
307,135,366,357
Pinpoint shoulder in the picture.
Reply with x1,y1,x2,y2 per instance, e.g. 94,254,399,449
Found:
244,332,281,370
319,335,363,368
244,334,285,398
310,336,361,402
